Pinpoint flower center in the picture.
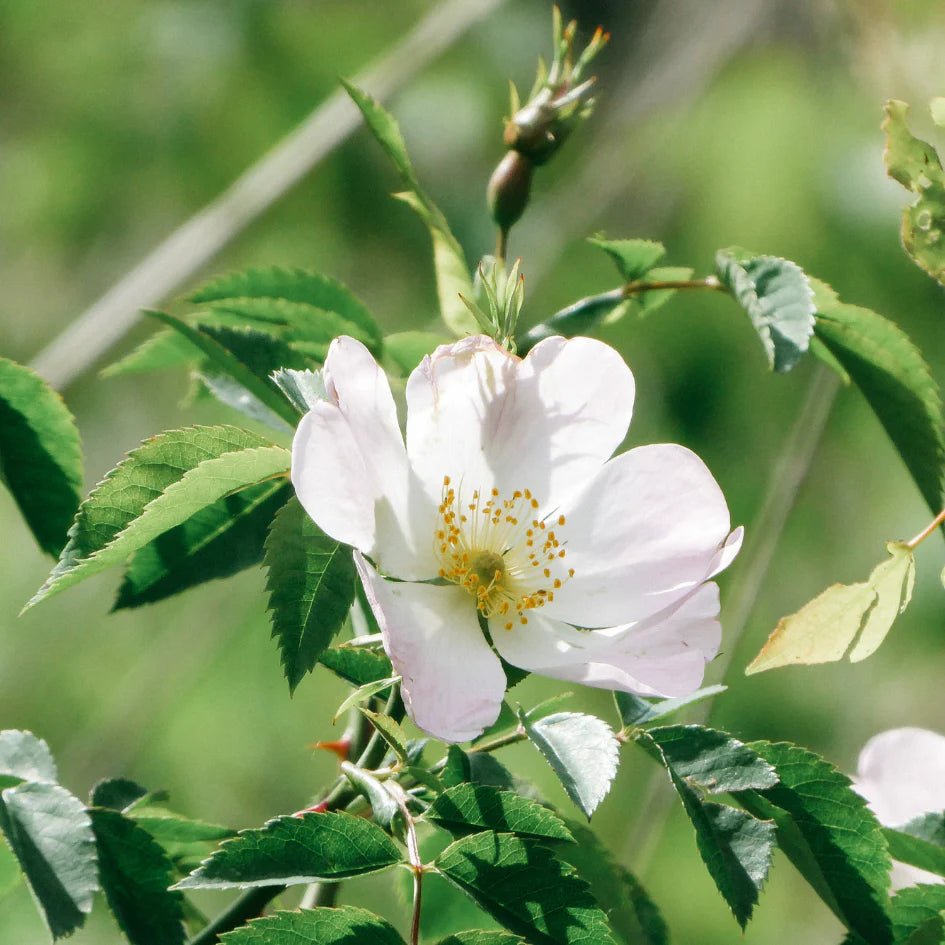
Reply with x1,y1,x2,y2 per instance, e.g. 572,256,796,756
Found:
434,476,574,630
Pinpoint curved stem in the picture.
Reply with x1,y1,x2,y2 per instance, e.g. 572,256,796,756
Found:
906,507,945,549
185,687,404,944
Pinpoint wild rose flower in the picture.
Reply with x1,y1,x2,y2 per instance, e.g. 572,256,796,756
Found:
292,334,742,742
853,727,945,888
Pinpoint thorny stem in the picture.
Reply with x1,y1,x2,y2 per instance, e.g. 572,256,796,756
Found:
185,688,402,944
906,507,945,549
388,782,424,945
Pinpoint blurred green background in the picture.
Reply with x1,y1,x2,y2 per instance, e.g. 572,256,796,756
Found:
3,0,945,941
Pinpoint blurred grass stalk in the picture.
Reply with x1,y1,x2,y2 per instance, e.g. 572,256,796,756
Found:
28,0,510,391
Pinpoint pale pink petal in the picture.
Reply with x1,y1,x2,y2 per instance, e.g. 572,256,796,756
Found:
491,583,720,697
405,335,635,511
291,336,437,579
853,727,945,888
355,554,506,743
542,444,735,628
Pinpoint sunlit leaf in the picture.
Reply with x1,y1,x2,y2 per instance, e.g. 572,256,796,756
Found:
0,730,57,787
0,782,98,939
426,784,573,842
343,81,476,338
636,728,776,927
715,247,815,372
522,712,619,818
91,808,185,945
265,497,356,692
218,906,405,945
435,831,618,945
557,820,669,945
175,811,403,889
115,481,289,609
0,357,82,555
588,237,666,281
883,100,945,286
736,741,893,945
814,301,945,515
28,427,289,609
747,542,915,673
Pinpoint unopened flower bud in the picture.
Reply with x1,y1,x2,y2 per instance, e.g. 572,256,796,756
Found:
487,150,535,233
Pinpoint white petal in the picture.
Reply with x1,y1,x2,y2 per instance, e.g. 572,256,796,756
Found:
543,444,735,628
853,726,945,888
291,336,437,579
355,554,506,743
492,583,720,697
854,727,945,827
405,335,635,509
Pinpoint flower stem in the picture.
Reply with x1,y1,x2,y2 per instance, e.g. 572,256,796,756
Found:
517,276,724,354
906,507,945,549
184,688,403,944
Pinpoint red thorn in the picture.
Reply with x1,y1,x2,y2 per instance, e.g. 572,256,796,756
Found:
311,737,351,761
293,800,329,817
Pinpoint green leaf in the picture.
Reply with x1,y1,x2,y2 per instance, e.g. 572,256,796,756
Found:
218,905,406,945
615,685,727,728
340,762,399,829
146,311,298,427
205,296,378,351
644,725,778,793
0,781,98,939
674,784,775,928
0,730,57,786
319,643,393,688
747,541,915,673
358,708,410,766
735,741,893,944
115,481,290,609
889,886,945,945
198,323,308,380
715,247,816,372
90,808,185,945
426,784,573,842
0,841,20,902
0,357,83,555
814,301,945,514
384,330,448,376
343,81,475,338
522,712,619,818
588,237,666,281
436,934,524,945
883,100,945,285
884,813,945,879
556,820,669,945
271,368,326,414
332,676,401,723
265,496,357,692
102,329,204,378
440,748,517,792
190,266,382,351
29,426,290,608
90,778,149,811
637,730,775,927
131,815,235,846
175,811,403,890
435,831,618,945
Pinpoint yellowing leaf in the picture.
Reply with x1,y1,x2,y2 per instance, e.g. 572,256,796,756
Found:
849,542,915,662
746,583,874,674
746,542,915,674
